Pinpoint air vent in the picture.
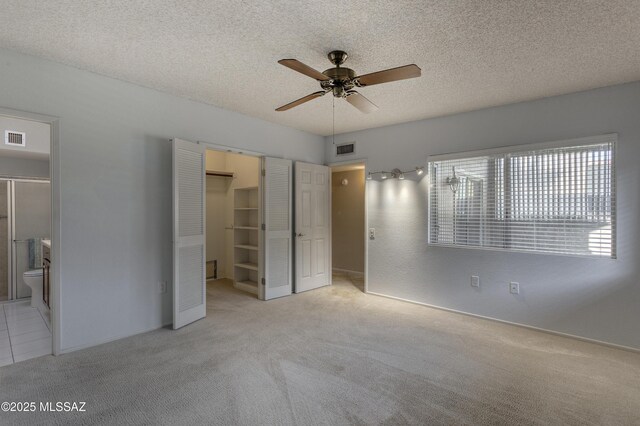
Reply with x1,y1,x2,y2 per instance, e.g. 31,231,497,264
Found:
336,142,355,156
5,131,26,147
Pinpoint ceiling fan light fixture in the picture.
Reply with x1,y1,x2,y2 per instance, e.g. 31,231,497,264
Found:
275,51,421,114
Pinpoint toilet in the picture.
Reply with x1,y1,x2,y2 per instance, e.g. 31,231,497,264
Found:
23,269,45,311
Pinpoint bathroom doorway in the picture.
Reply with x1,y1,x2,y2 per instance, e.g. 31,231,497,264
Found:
330,162,366,292
0,113,53,365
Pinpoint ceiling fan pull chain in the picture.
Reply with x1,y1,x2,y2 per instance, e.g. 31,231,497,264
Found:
332,95,335,145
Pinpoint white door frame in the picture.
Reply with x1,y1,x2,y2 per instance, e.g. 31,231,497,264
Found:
0,106,60,355
327,158,368,293
197,140,265,158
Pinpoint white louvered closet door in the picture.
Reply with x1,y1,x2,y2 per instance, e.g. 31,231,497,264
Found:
172,138,206,329
261,157,293,300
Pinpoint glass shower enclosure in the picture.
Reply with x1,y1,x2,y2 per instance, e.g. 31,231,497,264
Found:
1,179,51,301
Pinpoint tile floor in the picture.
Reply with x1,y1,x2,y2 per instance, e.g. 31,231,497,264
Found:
0,300,52,367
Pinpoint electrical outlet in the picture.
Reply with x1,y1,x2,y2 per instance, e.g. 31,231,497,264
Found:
510,282,520,294
471,275,480,288
369,228,376,240
159,281,167,294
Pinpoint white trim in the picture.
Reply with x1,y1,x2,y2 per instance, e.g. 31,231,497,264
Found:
427,133,617,162
0,175,49,180
366,291,640,354
327,157,368,168
197,140,264,157
58,321,172,354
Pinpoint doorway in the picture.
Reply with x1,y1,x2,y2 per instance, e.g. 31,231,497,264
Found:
293,162,331,293
172,138,295,328
0,114,53,365
205,149,261,298
330,163,366,292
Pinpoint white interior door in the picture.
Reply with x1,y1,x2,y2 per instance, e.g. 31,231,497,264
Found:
172,138,206,329
261,157,293,300
295,162,330,293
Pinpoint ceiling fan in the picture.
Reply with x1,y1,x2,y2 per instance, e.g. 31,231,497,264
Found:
275,50,421,113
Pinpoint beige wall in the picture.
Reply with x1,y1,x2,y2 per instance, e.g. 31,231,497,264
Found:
331,169,365,273
205,151,259,279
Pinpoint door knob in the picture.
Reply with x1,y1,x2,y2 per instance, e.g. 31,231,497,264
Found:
297,233,305,237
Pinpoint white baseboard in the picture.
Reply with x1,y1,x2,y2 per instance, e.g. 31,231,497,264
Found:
366,291,640,354
57,321,172,355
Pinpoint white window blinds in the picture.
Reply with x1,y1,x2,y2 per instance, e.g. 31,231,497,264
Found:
428,136,616,258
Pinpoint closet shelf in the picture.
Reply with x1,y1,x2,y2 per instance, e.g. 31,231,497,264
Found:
234,185,260,297
235,262,259,271
206,170,234,178
235,244,258,251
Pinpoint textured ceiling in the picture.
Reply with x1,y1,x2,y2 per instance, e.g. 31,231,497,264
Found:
1,1,639,136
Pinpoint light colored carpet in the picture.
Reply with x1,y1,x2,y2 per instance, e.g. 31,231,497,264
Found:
1,275,639,425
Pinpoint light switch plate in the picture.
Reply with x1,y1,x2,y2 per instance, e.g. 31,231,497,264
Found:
471,276,480,288
510,282,520,294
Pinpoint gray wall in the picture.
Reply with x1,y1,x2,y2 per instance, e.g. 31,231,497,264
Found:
0,157,49,178
325,82,640,350
0,48,324,352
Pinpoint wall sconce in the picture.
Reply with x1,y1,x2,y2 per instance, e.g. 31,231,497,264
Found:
367,166,424,181
446,166,459,193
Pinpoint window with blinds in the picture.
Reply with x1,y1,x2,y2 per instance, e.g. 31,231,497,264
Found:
428,136,616,258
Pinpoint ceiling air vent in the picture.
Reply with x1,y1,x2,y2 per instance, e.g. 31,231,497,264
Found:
5,131,26,147
336,142,355,156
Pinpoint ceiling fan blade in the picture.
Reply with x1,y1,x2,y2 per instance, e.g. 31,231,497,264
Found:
345,91,378,113
275,91,327,111
278,59,330,81
355,64,421,87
